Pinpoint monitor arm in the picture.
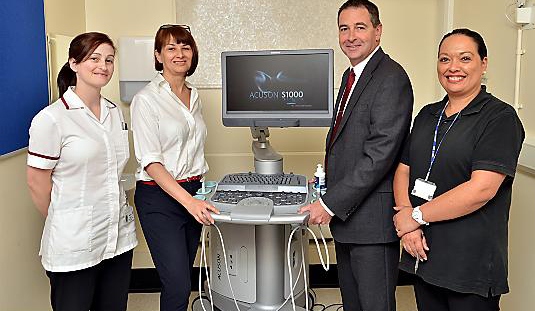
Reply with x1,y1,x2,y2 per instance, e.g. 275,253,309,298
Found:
250,127,283,174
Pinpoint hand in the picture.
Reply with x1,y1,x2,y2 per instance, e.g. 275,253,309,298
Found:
184,197,220,225
393,206,420,237
298,200,332,225
401,229,429,260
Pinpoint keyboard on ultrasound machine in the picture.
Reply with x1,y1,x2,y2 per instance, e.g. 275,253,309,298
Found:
210,172,309,214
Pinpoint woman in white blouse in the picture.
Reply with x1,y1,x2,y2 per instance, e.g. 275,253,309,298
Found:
130,25,219,311
27,32,137,311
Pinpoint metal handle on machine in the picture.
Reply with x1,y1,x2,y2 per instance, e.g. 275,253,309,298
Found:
209,212,309,225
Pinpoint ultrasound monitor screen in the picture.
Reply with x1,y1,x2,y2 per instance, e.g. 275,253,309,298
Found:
222,49,333,127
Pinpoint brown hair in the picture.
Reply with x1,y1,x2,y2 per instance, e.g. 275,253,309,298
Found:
57,32,115,96
338,0,381,28
154,25,199,76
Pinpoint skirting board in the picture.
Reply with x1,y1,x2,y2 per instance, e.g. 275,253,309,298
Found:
129,265,417,293
519,137,535,174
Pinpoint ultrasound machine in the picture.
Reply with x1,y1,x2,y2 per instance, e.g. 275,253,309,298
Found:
195,49,334,311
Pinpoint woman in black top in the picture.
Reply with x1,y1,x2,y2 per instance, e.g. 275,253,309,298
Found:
393,28,524,311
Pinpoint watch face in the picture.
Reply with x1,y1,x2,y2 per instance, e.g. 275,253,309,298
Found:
413,207,430,225
412,208,425,225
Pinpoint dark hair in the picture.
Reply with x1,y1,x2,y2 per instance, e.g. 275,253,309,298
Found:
57,32,115,97
439,28,487,60
338,0,381,28
154,25,199,76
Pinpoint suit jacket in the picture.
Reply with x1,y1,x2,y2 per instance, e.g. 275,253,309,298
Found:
323,47,413,244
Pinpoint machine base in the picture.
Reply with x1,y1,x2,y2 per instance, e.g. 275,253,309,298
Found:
192,288,309,311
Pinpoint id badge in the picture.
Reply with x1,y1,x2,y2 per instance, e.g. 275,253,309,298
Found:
124,205,135,223
411,178,436,201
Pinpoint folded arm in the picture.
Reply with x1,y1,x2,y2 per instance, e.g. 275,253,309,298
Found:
27,166,52,217
394,169,505,236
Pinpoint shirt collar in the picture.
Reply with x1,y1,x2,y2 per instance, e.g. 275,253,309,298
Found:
152,73,166,90
61,87,116,110
351,45,380,80
152,72,194,91
431,85,492,117
151,73,198,110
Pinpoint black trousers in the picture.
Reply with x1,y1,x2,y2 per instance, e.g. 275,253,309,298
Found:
414,277,501,311
134,181,202,311
335,241,400,311
46,249,133,311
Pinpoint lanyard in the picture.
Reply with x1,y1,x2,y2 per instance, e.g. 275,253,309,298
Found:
425,102,460,180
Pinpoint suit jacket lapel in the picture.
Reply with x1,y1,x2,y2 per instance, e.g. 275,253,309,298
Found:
329,48,386,148
326,68,350,146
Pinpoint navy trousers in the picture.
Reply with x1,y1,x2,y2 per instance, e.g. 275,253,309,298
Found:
46,249,133,311
135,181,202,311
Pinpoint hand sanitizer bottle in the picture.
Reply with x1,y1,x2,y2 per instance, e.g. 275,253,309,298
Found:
314,164,326,194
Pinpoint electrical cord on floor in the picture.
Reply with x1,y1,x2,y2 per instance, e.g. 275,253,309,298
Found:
307,288,316,309
312,303,326,311
322,303,344,311
309,288,317,303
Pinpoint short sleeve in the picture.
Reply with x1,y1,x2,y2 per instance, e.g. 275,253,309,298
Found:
130,94,164,169
472,109,525,177
27,110,61,169
401,107,428,166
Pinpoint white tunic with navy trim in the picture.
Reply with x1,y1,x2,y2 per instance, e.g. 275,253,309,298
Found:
27,87,138,272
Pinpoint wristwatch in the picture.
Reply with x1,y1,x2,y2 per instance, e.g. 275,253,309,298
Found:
412,206,429,225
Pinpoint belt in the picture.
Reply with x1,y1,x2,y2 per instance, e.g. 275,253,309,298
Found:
139,175,202,186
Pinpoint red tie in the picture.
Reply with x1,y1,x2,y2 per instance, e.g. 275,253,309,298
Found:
329,69,355,146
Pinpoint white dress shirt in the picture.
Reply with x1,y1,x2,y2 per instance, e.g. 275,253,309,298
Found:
130,74,208,181
28,87,138,272
321,46,380,216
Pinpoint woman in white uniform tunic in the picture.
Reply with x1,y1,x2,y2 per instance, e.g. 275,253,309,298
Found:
27,32,137,311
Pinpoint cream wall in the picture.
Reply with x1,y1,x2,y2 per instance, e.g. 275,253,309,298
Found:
453,1,535,310
1,0,534,310
0,1,86,310
82,0,442,267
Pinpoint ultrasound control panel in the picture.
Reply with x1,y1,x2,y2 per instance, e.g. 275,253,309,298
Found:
206,172,311,224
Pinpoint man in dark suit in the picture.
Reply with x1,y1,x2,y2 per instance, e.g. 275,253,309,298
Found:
299,1,413,310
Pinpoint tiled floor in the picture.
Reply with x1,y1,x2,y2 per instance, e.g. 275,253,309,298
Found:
127,286,416,310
